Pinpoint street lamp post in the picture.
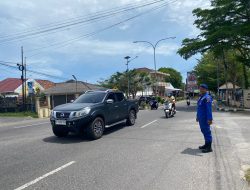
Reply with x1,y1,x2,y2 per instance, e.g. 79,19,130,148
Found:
72,75,77,97
133,37,176,96
124,56,138,98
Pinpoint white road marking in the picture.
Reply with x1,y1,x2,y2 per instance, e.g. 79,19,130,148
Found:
14,161,76,190
14,122,49,129
140,120,158,128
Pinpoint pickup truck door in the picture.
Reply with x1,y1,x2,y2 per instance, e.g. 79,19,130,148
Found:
115,93,128,120
105,93,120,124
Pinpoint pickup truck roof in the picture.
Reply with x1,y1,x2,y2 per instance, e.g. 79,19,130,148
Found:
85,89,123,94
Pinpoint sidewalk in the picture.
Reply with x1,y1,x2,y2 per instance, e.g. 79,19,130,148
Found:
0,117,49,127
218,106,250,113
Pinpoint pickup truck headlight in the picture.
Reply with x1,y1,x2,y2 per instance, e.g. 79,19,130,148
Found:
50,110,56,117
74,107,91,117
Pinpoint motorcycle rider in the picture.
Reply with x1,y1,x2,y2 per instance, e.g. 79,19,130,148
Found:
186,95,190,106
167,94,176,111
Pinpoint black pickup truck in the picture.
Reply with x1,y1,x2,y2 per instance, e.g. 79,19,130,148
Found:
50,90,139,140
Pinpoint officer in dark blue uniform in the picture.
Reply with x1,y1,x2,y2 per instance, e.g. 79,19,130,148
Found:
196,84,213,153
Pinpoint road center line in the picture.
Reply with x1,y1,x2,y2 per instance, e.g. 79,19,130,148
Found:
140,120,158,128
14,161,76,190
14,122,49,129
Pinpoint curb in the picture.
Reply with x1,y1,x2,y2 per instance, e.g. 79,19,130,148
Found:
0,118,49,128
218,107,245,112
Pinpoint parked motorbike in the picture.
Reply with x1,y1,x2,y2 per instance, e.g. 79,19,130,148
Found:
164,101,176,118
149,100,158,110
187,99,190,106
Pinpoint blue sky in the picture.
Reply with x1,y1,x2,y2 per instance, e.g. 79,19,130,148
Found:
0,0,210,85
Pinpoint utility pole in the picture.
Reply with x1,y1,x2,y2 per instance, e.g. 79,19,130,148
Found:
72,75,78,97
216,59,219,98
17,46,25,110
124,56,138,98
24,57,27,110
124,56,131,98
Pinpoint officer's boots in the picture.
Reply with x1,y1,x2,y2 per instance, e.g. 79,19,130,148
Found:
202,142,213,153
198,144,207,150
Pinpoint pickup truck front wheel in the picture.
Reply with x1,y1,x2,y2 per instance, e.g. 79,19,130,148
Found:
126,110,136,126
86,117,104,140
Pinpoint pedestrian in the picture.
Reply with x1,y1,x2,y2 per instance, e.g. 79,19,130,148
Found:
196,84,213,153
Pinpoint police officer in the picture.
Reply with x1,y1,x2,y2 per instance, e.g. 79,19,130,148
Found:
196,84,213,153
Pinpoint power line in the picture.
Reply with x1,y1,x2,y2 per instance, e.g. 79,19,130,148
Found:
0,0,162,40
0,60,19,64
27,0,178,57
0,0,165,44
0,62,69,81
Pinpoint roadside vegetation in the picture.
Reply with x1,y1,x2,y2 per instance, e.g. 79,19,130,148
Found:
177,0,250,93
245,168,250,184
0,111,38,118
99,67,184,99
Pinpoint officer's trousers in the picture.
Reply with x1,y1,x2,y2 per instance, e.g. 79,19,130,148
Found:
198,120,212,143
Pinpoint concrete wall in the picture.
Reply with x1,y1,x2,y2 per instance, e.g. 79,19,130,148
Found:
244,90,250,109
35,96,51,118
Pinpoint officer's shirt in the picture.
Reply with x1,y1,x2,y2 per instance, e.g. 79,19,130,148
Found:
197,93,213,122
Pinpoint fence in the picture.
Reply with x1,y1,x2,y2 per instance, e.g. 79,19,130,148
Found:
0,96,37,112
0,97,20,112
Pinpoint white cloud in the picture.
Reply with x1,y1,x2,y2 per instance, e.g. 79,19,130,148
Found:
50,39,179,57
118,23,131,30
0,0,211,82
163,0,211,37
0,0,203,57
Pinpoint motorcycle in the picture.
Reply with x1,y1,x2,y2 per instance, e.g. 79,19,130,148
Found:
187,99,190,106
149,100,158,110
164,101,176,118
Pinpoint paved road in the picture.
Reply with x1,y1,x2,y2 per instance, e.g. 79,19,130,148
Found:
0,101,249,190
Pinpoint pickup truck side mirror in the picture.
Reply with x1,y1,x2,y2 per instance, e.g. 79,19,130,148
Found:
106,99,114,104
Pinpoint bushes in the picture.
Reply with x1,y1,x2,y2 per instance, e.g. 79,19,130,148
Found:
176,97,185,101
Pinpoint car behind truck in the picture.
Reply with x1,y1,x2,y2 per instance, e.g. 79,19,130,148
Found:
50,90,139,140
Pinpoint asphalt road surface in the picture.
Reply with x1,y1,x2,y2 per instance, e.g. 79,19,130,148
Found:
0,101,250,190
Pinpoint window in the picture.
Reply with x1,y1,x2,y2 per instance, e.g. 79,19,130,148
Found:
116,93,125,102
74,92,106,103
106,93,116,102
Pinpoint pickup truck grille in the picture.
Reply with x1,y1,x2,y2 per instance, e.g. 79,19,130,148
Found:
56,112,71,119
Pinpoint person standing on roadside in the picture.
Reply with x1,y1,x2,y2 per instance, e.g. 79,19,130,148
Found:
196,84,213,153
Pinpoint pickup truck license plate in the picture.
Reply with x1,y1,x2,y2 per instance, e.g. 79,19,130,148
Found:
55,120,66,125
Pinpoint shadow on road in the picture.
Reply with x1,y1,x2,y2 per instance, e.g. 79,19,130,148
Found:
43,123,127,144
104,123,127,136
181,148,203,157
43,134,87,144
177,105,197,112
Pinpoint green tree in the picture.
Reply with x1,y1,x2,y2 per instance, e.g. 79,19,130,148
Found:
158,67,183,89
99,70,151,98
194,50,249,99
177,0,250,88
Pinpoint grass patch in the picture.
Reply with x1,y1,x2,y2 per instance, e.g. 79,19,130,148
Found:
0,111,38,118
246,169,250,183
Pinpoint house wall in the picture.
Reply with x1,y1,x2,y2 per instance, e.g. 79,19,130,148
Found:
244,90,250,109
15,79,45,96
51,94,76,108
136,86,153,97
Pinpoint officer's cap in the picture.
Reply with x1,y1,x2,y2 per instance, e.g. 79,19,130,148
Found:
200,84,208,90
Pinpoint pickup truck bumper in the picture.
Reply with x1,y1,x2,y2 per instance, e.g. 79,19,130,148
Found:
50,115,93,133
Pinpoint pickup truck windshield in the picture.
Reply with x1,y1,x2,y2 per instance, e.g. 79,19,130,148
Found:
74,92,106,103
